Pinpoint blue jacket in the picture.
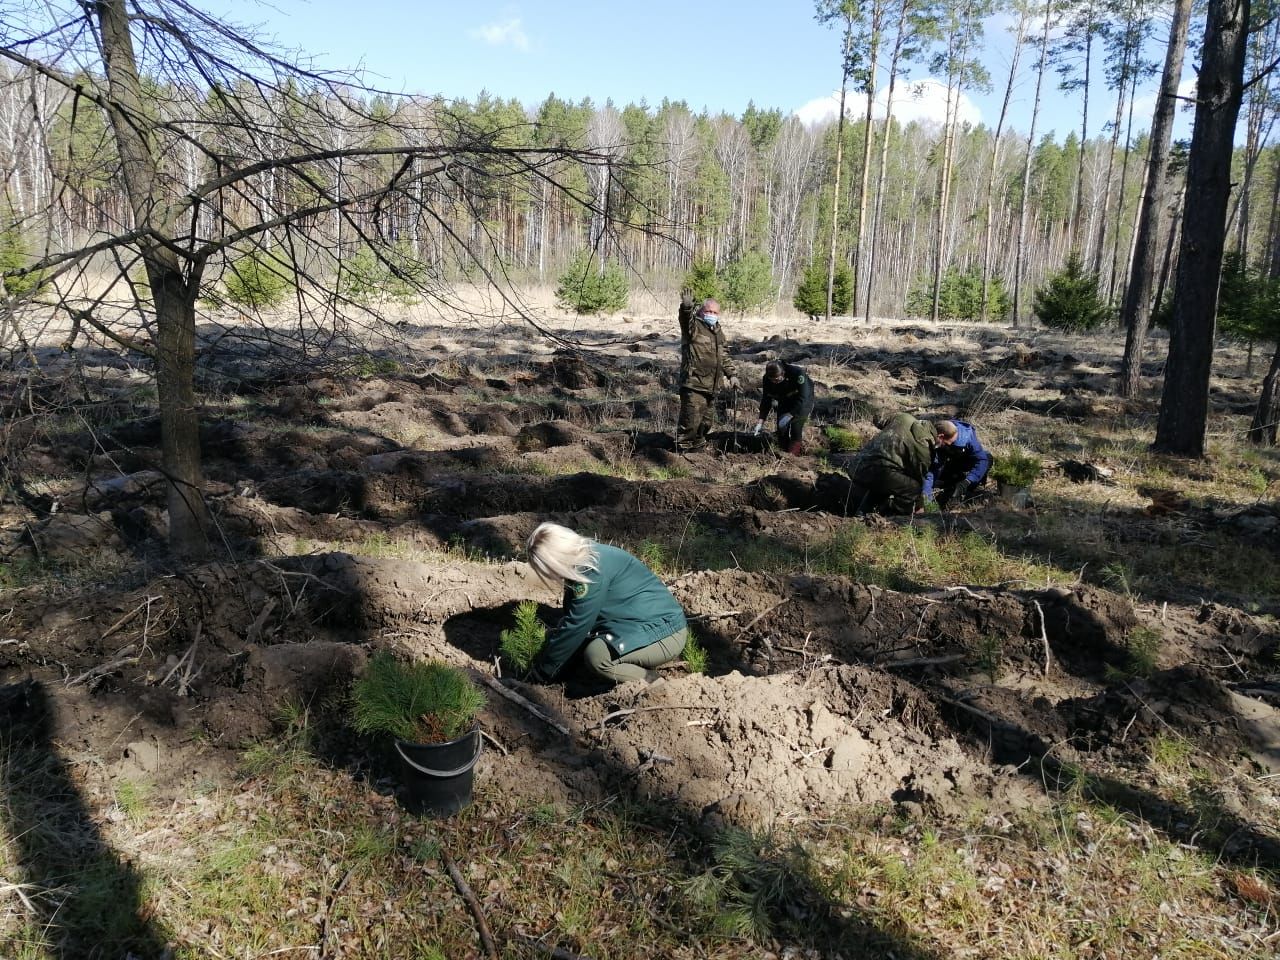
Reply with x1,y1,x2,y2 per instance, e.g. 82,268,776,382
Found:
534,544,688,679
923,420,992,498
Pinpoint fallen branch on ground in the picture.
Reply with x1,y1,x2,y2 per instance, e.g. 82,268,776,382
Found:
1032,599,1052,678
477,675,572,737
600,704,717,736
510,926,596,960
881,654,966,669
441,847,499,960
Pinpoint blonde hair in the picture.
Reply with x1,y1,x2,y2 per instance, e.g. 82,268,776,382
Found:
526,522,600,586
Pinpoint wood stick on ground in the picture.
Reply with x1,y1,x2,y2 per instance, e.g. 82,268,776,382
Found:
478,675,572,737
730,599,789,645
98,600,146,642
67,653,139,687
599,704,717,736
441,846,500,960
511,926,596,960
881,654,966,669
1032,599,1052,678
480,728,509,756
317,866,354,960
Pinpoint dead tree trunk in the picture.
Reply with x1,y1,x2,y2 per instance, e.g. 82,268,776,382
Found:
1117,0,1192,398
1154,0,1251,457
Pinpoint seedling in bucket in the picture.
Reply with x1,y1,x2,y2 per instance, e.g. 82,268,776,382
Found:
351,653,486,816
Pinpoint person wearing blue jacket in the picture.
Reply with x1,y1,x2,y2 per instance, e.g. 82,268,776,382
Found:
525,522,689,684
923,419,993,508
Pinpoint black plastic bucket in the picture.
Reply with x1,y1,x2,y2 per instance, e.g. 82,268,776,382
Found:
394,727,482,816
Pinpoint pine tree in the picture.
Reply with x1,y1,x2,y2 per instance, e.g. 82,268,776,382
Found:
794,257,853,320
555,249,629,314
721,250,775,315
1033,255,1111,331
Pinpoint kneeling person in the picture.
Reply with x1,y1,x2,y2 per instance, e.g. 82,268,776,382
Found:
844,413,937,515
925,419,992,508
526,522,688,684
755,360,814,454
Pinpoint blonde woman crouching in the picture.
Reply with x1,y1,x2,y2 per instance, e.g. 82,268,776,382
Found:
524,522,689,684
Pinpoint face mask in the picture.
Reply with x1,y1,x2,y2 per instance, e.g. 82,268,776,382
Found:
701,312,719,328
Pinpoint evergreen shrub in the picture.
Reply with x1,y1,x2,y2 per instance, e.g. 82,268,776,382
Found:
1032,255,1110,331
793,257,853,320
555,250,628,314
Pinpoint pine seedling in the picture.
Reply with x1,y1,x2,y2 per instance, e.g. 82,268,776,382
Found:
499,600,548,673
351,653,485,743
682,631,709,674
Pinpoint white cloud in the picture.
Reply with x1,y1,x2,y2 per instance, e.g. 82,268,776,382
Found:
470,16,530,51
1129,77,1197,130
795,78,981,129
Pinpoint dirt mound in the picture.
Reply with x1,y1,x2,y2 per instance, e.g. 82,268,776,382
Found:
552,666,1031,825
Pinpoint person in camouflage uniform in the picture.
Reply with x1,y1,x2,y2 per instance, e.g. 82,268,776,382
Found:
755,359,815,454
843,413,939,515
677,295,738,451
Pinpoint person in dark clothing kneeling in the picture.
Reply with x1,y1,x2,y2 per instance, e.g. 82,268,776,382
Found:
924,419,992,508
840,412,938,516
755,360,814,454
525,522,688,685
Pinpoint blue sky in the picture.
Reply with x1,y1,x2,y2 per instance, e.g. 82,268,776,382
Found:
207,0,1196,142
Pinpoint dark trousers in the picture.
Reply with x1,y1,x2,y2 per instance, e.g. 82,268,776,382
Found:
847,468,922,516
677,388,714,447
775,409,807,454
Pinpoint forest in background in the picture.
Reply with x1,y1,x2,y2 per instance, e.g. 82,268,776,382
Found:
1,0,1277,324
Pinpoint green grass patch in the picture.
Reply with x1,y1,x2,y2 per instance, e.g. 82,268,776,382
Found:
824,425,863,452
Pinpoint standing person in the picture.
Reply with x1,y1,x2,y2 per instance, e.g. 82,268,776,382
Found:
842,413,938,515
525,522,689,685
924,419,993,508
754,360,815,454
677,294,738,451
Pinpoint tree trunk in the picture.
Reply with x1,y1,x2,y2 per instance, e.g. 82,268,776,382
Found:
981,6,1028,322
864,2,911,323
1154,0,1251,457
826,24,854,323
931,20,966,323
1014,4,1054,328
852,11,883,320
93,0,211,556
1071,8,1095,252
1117,0,1192,398
1249,340,1280,444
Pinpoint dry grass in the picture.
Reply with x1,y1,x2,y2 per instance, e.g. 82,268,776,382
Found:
2,715,1273,959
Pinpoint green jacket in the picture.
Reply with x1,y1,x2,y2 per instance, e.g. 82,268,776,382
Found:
679,298,737,394
534,544,688,680
852,413,935,485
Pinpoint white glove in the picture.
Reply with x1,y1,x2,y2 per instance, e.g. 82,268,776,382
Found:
778,413,793,429
753,420,764,436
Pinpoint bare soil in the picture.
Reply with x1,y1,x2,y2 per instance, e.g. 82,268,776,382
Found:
2,309,1279,844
